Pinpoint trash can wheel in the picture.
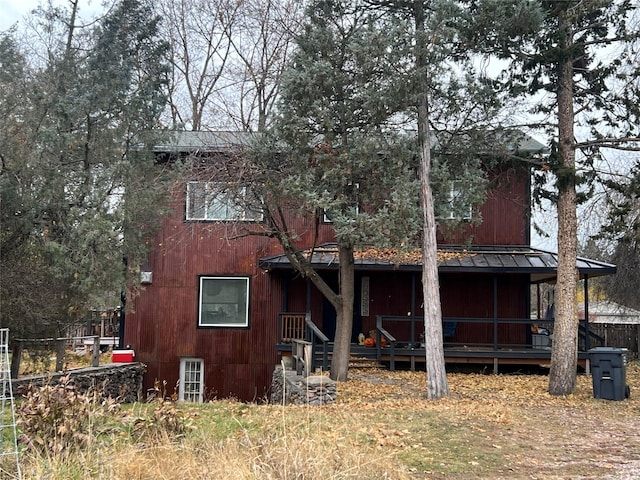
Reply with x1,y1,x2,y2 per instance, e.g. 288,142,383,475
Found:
625,385,631,399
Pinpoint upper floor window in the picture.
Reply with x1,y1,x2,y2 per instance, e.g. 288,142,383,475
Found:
322,206,360,224
440,182,473,221
186,181,262,221
321,182,360,223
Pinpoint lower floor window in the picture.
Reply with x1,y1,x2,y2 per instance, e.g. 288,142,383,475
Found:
179,357,204,402
198,276,250,327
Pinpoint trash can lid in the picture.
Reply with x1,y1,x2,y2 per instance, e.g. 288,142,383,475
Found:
588,347,628,353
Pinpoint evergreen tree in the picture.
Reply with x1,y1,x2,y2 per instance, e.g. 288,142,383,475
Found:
254,0,421,382
250,0,508,390
598,158,640,309
0,0,173,336
470,0,639,394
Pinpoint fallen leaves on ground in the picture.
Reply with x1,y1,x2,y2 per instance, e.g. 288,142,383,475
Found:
315,362,640,479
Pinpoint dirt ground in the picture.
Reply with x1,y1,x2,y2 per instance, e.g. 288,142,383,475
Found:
331,362,640,479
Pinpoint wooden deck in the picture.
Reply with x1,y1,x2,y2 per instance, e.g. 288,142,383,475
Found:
355,344,588,372
279,342,589,374
276,313,594,374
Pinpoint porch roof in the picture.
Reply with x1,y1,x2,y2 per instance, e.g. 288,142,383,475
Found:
258,244,616,283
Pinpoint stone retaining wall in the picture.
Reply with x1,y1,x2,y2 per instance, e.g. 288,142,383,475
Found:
11,362,145,403
270,365,336,406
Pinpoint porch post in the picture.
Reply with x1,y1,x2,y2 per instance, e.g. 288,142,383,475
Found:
306,278,312,313
493,275,498,351
283,274,289,312
411,272,417,343
493,275,499,374
584,275,590,351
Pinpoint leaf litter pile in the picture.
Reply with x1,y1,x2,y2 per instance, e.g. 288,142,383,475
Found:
314,363,640,479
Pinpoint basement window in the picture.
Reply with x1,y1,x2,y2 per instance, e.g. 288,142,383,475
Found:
198,276,250,328
179,357,204,403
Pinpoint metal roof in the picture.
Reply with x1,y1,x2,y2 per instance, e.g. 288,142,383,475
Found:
153,131,255,153
258,244,616,282
151,130,545,155
578,301,640,325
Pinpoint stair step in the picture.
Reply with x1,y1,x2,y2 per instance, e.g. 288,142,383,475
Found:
349,357,384,368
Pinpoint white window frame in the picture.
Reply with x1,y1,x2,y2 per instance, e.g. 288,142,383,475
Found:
186,181,262,221
322,205,361,224
179,357,204,403
198,276,250,328
322,183,360,223
441,182,472,221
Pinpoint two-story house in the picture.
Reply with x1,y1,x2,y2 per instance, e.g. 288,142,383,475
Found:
124,131,615,402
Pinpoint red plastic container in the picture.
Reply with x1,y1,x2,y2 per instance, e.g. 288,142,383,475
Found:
112,349,135,363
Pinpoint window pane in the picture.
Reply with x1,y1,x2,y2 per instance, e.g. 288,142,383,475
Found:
185,181,262,222
199,277,249,327
207,191,230,220
436,181,472,220
186,182,206,220
180,358,203,402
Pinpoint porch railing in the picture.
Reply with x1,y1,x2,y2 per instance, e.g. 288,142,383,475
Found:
291,339,313,376
304,313,330,373
375,317,397,370
278,312,607,375
375,315,604,351
279,313,306,343
579,322,605,351
282,313,330,375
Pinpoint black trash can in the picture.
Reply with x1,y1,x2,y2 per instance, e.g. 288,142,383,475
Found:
589,347,630,401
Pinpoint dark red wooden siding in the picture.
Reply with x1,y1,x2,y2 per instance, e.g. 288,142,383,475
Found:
439,273,529,345
126,192,335,401
285,270,530,346
127,162,533,400
437,164,530,245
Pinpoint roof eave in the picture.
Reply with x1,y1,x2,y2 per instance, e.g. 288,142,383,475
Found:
258,244,617,279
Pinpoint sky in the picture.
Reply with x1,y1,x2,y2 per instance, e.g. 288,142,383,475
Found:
1,0,43,31
0,0,104,32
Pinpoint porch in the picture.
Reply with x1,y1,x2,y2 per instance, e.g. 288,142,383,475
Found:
277,313,599,374
264,245,616,374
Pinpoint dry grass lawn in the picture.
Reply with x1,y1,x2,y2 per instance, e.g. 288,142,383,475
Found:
9,361,640,480
336,364,640,479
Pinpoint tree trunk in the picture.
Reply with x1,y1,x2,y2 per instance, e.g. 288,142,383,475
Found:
273,228,353,382
330,245,355,381
418,95,450,400
414,0,449,400
548,8,579,396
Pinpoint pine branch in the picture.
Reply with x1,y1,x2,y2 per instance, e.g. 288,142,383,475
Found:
576,137,640,151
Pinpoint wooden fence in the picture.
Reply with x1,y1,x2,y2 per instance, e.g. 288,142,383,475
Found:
10,336,101,379
589,324,640,359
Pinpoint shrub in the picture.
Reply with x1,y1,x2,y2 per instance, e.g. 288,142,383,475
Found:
124,379,196,442
17,376,120,454
130,400,195,441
